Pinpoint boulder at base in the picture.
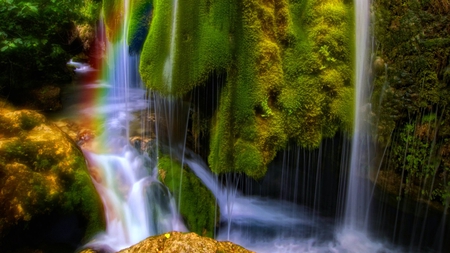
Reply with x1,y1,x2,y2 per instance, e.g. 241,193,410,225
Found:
81,231,254,253
0,104,105,252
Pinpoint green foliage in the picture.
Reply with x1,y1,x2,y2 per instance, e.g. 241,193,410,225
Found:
158,155,218,237
371,0,450,209
0,0,101,95
391,122,441,200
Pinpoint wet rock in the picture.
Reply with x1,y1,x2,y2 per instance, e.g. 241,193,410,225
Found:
0,106,105,252
80,231,254,253
53,119,98,149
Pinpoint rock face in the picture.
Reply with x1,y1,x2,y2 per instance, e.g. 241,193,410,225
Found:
0,104,105,252
80,231,253,253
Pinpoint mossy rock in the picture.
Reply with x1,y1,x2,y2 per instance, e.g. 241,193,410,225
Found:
0,107,105,252
157,155,218,238
140,0,354,178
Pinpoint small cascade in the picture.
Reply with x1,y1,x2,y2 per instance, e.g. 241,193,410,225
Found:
83,148,186,251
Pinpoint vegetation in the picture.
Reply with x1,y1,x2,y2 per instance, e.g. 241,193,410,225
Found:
138,0,354,178
372,0,450,206
128,0,152,54
157,155,218,237
0,0,101,99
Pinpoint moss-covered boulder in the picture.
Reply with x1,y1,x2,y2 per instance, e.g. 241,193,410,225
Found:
0,106,105,252
157,155,218,238
116,231,252,253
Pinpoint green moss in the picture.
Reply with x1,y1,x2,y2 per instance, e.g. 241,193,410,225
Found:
142,0,353,178
158,155,218,237
127,0,153,54
140,0,235,96
63,156,105,240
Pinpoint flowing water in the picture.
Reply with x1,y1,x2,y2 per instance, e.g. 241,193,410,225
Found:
68,0,450,252
343,0,372,232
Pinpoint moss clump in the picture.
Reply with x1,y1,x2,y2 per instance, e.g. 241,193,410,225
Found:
127,0,153,54
140,0,235,96
141,0,353,178
157,155,218,237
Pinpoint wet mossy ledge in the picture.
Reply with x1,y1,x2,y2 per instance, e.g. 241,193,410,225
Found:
102,0,355,178
157,155,218,238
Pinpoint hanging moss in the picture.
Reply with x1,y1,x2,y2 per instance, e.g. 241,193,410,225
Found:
128,0,153,54
140,0,235,96
157,155,218,237
140,0,354,178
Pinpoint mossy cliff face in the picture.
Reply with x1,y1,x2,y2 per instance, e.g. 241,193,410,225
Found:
133,0,354,178
371,0,450,206
157,155,218,237
0,105,105,251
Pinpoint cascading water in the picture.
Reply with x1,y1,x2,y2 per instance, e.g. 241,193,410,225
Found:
81,0,186,251
343,0,372,232
73,0,450,252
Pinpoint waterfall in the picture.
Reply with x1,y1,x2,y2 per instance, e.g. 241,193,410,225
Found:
163,0,179,91
343,0,372,231
82,0,186,251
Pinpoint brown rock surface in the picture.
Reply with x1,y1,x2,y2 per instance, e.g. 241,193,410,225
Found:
119,232,253,253
80,231,254,253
